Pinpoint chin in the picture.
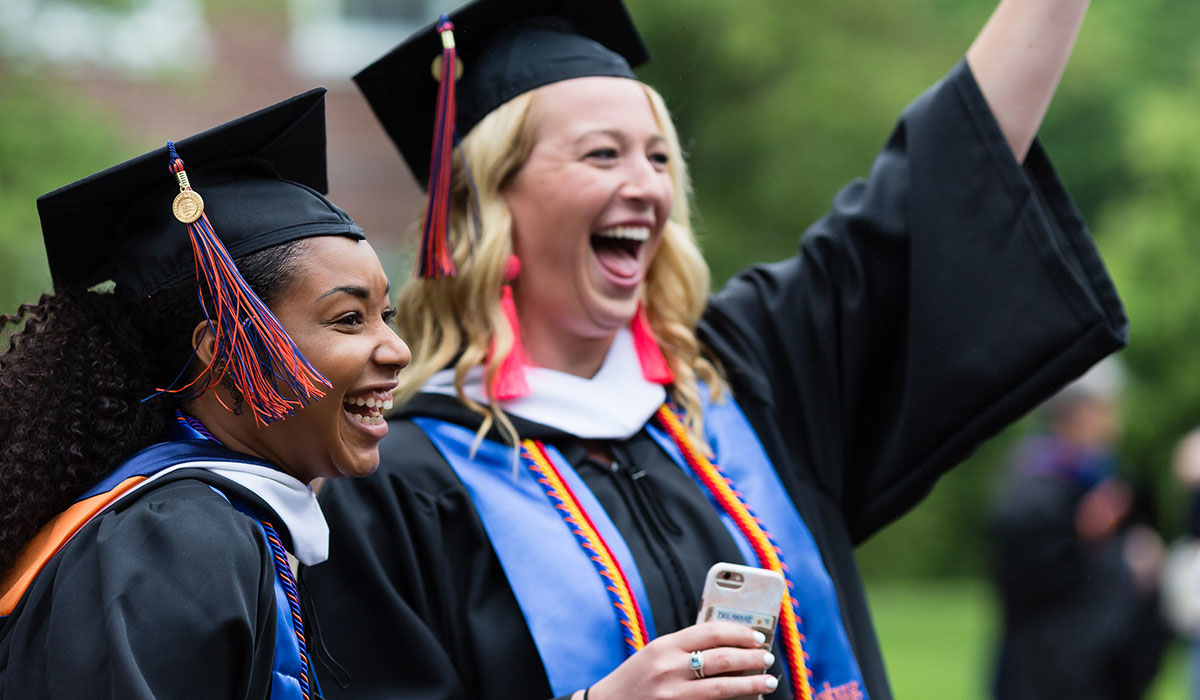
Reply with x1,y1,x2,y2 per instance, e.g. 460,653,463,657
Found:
592,303,639,334
334,452,381,479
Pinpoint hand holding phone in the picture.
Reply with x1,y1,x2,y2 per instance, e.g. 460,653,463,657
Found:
694,562,784,700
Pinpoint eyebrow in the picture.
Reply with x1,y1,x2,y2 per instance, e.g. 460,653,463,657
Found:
316,286,368,302
315,280,392,303
576,129,665,146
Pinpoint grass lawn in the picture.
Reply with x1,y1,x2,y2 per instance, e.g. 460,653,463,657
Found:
864,577,1189,700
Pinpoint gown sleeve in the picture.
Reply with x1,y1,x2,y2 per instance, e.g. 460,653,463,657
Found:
699,59,1128,543
0,480,277,700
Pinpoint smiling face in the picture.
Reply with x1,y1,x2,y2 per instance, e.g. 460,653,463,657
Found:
194,236,410,483
502,76,674,370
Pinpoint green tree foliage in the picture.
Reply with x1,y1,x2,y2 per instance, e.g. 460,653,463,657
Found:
0,71,130,315
631,0,990,283
1097,59,1200,533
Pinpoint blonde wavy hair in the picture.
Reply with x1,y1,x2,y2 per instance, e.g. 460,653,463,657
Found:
394,80,725,446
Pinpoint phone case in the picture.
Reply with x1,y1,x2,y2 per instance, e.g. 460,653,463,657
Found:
696,562,785,651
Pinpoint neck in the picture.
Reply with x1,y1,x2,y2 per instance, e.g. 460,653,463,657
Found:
520,321,617,378
185,399,308,484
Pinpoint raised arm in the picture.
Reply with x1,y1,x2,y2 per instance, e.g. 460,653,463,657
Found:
965,0,1091,162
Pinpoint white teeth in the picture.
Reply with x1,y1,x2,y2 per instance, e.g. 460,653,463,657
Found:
344,393,394,417
596,225,650,242
347,412,384,426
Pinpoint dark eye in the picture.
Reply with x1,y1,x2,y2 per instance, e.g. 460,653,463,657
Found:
649,152,669,167
334,312,364,327
382,307,397,324
586,148,618,161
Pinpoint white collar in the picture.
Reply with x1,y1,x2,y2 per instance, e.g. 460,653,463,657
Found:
118,459,330,565
202,461,329,566
423,327,665,440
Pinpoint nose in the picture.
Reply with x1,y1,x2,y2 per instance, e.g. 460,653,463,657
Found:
376,324,412,373
619,154,667,207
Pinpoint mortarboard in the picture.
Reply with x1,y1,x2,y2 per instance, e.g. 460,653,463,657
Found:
36,88,365,425
38,87,363,300
354,0,649,188
354,0,649,278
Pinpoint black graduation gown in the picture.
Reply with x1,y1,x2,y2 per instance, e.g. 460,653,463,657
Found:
990,474,1169,700
303,61,1127,700
0,471,302,700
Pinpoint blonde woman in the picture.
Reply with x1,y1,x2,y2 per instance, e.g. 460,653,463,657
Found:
305,1,1126,699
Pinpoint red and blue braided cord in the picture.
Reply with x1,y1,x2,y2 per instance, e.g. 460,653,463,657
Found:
655,405,814,700
261,518,312,700
174,412,313,697
521,440,650,655
176,411,217,440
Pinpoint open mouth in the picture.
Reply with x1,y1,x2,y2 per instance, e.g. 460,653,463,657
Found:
342,393,394,426
591,225,650,280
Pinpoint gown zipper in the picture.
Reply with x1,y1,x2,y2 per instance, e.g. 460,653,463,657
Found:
600,443,698,632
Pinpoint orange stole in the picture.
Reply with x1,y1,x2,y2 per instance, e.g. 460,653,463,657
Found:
0,475,148,615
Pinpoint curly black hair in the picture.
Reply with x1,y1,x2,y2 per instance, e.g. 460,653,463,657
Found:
0,240,307,577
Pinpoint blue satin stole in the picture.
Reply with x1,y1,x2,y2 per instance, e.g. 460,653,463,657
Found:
416,392,867,698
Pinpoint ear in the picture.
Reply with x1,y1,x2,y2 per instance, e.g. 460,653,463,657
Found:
191,320,216,370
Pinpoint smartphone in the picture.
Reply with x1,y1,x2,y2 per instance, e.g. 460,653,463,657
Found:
697,562,785,645
695,563,785,699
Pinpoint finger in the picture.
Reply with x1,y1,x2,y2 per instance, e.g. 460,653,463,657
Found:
693,673,780,699
667,621,766,651
687,647,776,679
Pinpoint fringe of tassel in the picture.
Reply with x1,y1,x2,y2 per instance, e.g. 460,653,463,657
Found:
158,143,330,425
419,15,459,278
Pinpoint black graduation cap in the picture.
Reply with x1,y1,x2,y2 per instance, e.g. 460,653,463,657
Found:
37,87,364,301
354,0,650,188
35,88,365,426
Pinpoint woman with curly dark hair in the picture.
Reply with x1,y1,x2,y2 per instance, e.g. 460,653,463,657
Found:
0,88,410,700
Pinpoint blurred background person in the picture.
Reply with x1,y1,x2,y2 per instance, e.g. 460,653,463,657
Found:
990,357,1170,700
1163,429,1200,700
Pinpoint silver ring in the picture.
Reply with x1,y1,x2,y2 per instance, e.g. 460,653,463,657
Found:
688,650,705,679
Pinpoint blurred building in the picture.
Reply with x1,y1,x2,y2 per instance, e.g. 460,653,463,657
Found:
0,0,446,268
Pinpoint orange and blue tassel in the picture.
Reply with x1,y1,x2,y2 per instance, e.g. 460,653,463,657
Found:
420,15,459,278
160,141,331,426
